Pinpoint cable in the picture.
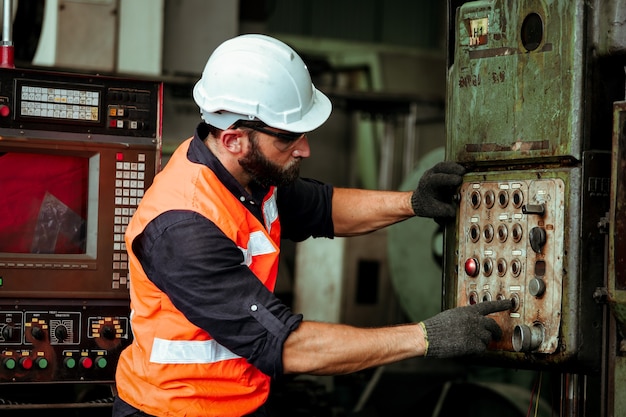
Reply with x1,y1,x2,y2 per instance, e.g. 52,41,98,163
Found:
533,372,543,417
526,372,540,417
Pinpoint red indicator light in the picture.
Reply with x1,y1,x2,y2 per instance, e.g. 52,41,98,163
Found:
116,152,124,161
465,258,480,277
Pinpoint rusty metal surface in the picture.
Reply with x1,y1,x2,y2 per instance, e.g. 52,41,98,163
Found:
609,101,626,324
455,174,565,354
446,0,585,165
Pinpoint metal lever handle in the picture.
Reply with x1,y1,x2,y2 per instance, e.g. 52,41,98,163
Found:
522,203,545,216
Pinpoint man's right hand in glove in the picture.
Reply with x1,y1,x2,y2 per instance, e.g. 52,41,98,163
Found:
419,299,512,358
282,299,512,375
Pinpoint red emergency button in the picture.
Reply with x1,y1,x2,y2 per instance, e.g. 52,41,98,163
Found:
465,258,480,277
80,357,93,369
20,357,33,370
0,104,10,117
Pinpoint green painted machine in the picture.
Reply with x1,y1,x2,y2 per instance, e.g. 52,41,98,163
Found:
441,0,626,415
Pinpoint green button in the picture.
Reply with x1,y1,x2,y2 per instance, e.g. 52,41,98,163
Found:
64,357,76,369
36,358,48,369
96,357,108,369
3,358,16,370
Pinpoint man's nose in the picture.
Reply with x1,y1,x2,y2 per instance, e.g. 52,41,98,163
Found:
292,135,310,158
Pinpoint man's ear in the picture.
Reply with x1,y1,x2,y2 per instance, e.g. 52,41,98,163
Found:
220,129,244,154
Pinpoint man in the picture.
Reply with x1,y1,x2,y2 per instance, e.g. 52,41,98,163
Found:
113,34,511,417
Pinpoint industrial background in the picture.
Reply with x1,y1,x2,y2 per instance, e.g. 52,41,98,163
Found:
0,0,625,416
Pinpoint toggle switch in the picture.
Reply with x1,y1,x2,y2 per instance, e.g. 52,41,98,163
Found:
522,203,545,216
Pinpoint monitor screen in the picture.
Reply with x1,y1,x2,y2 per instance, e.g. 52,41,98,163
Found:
0,151,89,254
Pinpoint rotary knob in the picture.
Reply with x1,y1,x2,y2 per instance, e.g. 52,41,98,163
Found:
529,227,547,254
55,325,69,343
528,277,546,297
31,326,45,341
1,324,16,341
100,325,116,341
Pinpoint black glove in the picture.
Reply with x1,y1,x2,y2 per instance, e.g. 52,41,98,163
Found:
411,161,465,220
419,299,512,358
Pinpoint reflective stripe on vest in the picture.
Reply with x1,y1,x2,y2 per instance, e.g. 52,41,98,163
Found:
263,190,278,233
150,337,241,364
240,230,277,266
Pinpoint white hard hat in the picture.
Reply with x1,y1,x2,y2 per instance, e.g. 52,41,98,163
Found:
193,34,332,132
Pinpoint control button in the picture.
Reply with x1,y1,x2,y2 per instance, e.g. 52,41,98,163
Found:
470,190,481,209
19,357,33,370
0,104,10,117
484,190,495,208
482,258,493,277
468,291,479,305
510,294,521,312
529,227,547,253
528,277,546,297
2,357,16,370
35,357,48,369
64,357,77,369
464,258,480,277
469,224,481,243
95,356,108,369
512,223,523,243
80,357,93,369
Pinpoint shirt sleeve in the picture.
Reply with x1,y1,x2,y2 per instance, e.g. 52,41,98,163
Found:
131,210,303,378
277,178,335,241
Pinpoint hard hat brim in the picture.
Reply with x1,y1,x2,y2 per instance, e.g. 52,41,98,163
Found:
196,85,332,133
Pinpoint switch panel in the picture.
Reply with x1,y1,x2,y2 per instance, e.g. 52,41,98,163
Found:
456,176,565,354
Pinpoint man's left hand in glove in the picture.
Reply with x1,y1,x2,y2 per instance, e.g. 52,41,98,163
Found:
411,161,465,220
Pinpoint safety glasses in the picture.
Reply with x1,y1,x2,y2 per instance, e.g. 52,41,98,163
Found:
232,121,306,144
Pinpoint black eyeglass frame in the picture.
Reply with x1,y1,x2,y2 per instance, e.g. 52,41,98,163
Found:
232,120,306,143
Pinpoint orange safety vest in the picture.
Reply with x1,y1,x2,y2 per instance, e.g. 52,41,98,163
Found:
115,138,282,417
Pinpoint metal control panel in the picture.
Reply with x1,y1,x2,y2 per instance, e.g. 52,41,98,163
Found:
456,175,565,354
446,159,609,371
0,301,130,383
0,68,162,384
444,0,613,373
0,68,161,143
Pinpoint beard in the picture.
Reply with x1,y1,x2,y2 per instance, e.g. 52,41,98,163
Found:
238,137,301,187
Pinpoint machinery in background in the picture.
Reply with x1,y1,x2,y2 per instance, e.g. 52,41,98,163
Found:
444,0,625,415
0,67,162,410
